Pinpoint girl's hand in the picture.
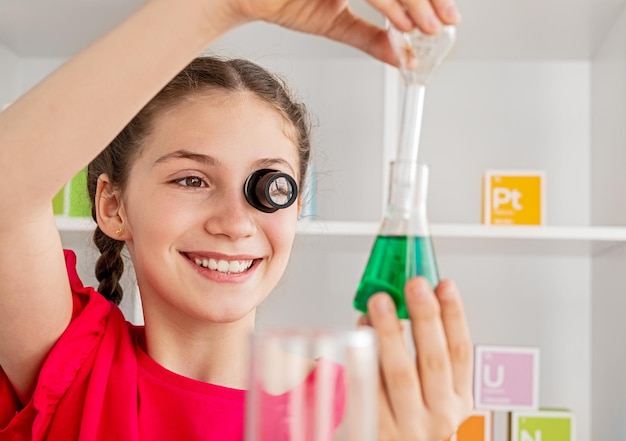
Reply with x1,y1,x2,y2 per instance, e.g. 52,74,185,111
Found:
220,0,461,65
360,277,473,440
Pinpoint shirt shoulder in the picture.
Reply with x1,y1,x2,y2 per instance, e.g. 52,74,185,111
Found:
0,249,137,439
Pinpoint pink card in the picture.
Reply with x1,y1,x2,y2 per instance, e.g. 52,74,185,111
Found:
474,345,539,410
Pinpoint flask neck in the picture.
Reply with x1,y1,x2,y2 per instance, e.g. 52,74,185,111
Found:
381,162,430,237
396,83,425,164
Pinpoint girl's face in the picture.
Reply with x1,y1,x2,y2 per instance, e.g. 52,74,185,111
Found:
120,90,301,326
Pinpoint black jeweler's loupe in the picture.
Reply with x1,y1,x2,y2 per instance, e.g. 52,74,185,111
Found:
244,169,298,213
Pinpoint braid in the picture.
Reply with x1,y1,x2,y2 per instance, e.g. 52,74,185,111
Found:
93,226,125,305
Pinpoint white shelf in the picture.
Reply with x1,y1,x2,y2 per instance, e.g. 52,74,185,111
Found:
298,219,626,238
300,221,626,254
55,216,96,231
60,216,626,244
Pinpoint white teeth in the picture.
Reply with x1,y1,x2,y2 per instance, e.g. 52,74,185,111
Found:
192,256,253,274
229,261,240,273
217,260,229,272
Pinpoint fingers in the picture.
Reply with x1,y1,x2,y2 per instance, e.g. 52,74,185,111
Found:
403,0,442,34
429,0,462,25
357,314,399,437
366,294,423,434
360,276,473,440
435,279,474,406
405,277,456,410
329,0,462,64
403,0,462,33
406,278,473,407
367,0,415,32
377,372,399,439
367,0,462,34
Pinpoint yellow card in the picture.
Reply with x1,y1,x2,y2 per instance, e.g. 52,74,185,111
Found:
482,171,545,225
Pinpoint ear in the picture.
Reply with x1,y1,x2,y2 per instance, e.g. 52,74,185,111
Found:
95,174,129,240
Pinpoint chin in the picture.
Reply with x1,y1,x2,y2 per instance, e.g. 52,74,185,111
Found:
192,303,258,325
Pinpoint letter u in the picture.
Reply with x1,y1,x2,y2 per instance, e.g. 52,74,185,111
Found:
483,365,505,388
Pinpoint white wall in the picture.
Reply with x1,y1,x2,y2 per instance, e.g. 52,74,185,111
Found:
18,57,65,91
591,5,626,441
592,7,626,226
420,60,591,226
592,247,626,440
266,57,386,224
0,44,19,107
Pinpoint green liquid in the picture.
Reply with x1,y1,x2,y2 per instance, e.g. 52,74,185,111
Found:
354,235,439,319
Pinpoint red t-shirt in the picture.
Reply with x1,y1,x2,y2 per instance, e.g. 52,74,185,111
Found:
0,250,345,440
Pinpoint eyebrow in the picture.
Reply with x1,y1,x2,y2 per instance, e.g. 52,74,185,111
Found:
153,149,297,176
153,149,219,167
253,158,297,176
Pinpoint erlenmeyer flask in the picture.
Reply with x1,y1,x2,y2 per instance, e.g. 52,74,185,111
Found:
352,24,455,319
353,161,438,319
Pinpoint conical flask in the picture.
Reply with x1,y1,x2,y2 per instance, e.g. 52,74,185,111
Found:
353,161,438,319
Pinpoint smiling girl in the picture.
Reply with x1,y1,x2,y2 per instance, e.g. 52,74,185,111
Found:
0,0,472,440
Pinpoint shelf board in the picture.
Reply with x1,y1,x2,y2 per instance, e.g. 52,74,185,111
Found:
60,217,626,240
296,221,626,256
56,216,96,231
297,220,626,239
430,224,626,256
57,217,626,255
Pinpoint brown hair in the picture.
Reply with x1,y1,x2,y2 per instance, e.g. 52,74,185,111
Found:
87,56,312,304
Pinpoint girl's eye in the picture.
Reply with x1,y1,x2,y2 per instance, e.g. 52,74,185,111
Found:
175,176,206,188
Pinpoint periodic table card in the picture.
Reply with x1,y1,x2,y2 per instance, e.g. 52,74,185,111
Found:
474,345,539,410
510,410,574,441
445,409,492,441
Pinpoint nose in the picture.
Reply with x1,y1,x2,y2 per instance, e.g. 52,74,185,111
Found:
203,189,257,240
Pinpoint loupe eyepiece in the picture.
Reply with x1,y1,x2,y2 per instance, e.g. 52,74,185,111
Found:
244,169,298,213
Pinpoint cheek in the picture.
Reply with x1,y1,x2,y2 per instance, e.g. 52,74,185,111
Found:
264,210,298,257
125,191,197,242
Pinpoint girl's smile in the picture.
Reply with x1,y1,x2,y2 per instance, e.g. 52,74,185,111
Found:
183,250,261,282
